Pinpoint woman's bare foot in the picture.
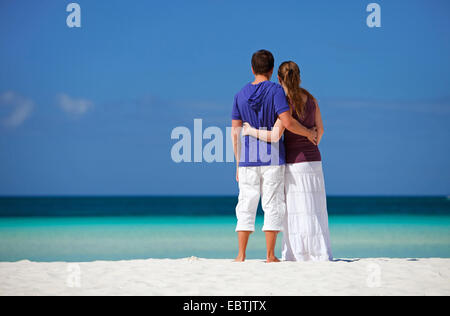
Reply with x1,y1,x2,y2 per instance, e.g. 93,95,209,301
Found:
266,256,280,263
234,254,246,262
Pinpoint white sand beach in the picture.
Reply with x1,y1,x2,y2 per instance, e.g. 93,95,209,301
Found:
0,258,449,296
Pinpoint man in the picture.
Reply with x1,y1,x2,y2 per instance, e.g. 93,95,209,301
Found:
231,49,317,262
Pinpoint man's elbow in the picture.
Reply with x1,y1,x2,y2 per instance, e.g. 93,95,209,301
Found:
231,127,241,139
283,120,295,132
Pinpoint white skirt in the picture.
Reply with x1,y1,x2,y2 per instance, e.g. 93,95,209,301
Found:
282,161,333,261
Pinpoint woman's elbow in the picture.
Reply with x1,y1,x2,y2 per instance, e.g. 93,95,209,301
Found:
270,137,281,143
317,127,324,137
274,133,283,143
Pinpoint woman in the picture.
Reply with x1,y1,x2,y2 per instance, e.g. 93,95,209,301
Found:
242,61,333,261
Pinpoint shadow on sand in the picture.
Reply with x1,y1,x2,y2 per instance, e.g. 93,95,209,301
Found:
332,258,361,263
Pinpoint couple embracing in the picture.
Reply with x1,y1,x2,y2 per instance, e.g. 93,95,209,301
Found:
231,49,332,262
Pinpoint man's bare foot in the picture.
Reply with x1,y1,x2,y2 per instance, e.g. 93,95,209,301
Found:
266,256,280,263
234,255,246,262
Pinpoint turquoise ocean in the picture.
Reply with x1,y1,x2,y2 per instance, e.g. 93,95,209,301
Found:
0,196,449,262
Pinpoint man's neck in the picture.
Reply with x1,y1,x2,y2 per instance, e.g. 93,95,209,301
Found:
252,74,270,85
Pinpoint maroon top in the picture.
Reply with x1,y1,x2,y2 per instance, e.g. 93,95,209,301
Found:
284,95,322,163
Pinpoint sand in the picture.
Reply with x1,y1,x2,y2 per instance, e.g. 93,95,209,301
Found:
0,257,449,296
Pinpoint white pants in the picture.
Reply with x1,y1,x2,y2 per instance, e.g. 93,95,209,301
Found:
235,165,286,232
282,161,333,261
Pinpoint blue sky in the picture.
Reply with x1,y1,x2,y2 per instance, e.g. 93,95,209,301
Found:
0,0,449,196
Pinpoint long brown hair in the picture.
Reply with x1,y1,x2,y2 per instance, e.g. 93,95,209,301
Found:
278,61,315,119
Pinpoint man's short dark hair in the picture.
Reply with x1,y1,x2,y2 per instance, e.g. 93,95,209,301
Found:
251,50,274,75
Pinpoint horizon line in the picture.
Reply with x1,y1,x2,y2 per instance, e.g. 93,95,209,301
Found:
0,194,448,199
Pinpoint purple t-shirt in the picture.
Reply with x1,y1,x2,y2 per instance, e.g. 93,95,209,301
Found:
232,81,290,166
284,95,322,163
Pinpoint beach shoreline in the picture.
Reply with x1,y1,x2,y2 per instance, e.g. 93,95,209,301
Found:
0,257,449,296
